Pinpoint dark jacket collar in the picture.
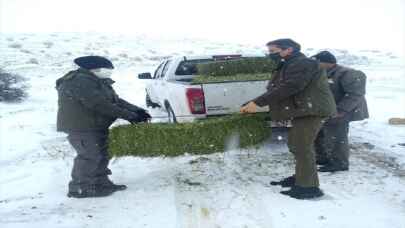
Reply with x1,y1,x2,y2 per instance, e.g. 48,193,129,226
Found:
326,64,340,76
277,52,306,71
284,52,305,64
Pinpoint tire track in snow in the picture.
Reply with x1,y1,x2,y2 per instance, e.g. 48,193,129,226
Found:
173,151,275,228
220,151,274,228
350,142,405,179
173,158,217,228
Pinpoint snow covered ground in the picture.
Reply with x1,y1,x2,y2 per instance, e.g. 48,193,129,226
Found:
0,33,404,228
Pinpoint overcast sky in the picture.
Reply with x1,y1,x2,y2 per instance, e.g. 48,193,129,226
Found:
1,0,404,53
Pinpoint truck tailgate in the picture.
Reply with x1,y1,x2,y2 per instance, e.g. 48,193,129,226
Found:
202,81,269,115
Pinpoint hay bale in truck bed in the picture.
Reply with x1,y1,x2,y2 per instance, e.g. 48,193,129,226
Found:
109,114,271,157
192,57,276,84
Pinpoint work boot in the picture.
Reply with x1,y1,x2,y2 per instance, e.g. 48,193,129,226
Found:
316,159,330,166
318,164,348,172
270,175,295,187
67,185,115,198
100,183,127,191
280,186,324,199
96,178,127,191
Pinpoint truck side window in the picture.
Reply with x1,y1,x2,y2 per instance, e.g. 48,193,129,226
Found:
161,60,172,78
154,62,165,79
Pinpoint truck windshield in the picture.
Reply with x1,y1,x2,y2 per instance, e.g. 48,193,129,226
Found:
175,59,213,76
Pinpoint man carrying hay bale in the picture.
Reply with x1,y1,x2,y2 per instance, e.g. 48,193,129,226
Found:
241,39,337,199
56,56,151,198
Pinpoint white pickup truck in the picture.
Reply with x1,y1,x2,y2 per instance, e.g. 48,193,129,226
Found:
138,54,272,123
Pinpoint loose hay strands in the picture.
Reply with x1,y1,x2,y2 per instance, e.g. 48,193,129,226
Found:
192,57,275,84
109,114,271,157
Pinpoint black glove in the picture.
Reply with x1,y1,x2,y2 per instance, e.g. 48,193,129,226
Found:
137,109,152,121
128,110,151,124
325,112,347,125
128,113,142,124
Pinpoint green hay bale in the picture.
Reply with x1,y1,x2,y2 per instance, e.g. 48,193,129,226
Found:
192,57,275,84
109,114,271,157
192,73,272,84
196,57,276,76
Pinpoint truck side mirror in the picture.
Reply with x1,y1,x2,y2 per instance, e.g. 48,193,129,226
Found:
138,72,152,79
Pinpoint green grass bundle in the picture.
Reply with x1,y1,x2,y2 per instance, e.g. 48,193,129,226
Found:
192,57,276,84
192,73,272,84
109,114,271,157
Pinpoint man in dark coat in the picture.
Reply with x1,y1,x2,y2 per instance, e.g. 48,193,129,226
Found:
241,39,336,199
56,56,151,198
312,51,369,172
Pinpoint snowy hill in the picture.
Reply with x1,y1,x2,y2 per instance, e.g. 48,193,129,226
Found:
0,33,404,228
2,32,403,70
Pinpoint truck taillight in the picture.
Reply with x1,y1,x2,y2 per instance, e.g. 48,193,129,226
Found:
186,88,206,114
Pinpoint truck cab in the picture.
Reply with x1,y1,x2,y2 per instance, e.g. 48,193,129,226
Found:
139,54,274,123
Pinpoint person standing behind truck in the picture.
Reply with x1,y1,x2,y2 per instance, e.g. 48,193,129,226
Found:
241,39,337,199
312,51,369,172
